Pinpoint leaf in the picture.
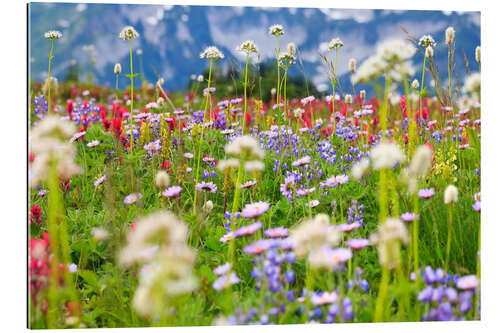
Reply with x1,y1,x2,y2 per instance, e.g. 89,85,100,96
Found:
78,270,100,290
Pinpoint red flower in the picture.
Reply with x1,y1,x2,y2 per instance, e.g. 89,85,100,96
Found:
29,153,35,163
29,205,42,225
66,100,74,118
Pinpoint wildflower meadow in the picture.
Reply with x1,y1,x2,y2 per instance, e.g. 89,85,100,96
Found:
28,5,482,329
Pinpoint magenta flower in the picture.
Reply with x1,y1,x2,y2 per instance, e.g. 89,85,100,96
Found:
243,239,272,255
472,200,481,212
196,181,217,193
124,192,142,205
401,212,419,222
456,275,479,290
337,222,362,232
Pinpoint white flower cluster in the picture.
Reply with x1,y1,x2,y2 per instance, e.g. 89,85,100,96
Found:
119,26,139,40
237,40,258,54
370,218,409,267
327,37,344,50
446,27,455,46
419,34,436,48
352,39,416,84
44,30,62,40
29,116,81,187
224,135,265,174
290,214,340,258
369,142,406,170
463,72,481,95
268,24,284,36
200,46,225,60
119,211,197,318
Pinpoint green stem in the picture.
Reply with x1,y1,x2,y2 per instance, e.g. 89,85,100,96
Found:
128,39,134,157
47,39,55,115
242,52,249,134
192,59,214,214
374,266,390,322
445,204,453,274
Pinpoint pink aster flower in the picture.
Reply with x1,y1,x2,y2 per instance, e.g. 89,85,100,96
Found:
196,181,217,193
264,227,289,238
234,221,262,237
310,291,338,305
220,232,235,243
401,212,419,222
337,222,362,232
418,188,435,199
240,201,270,218
240,180,257,189
456,275,479,290
243,239,272,255
124,192,142,205
345,238,370,250
162,185,182,198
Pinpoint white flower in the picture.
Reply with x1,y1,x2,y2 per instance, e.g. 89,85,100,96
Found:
377,39,416,61
269,24,284,36
44,30,62,40
411,79,420,90
114,63,122,75
203,200,214,213
475,46,481,64
200,46,224,60
327,38,343,50
370,218,409,267
290,214,340,257
444,185,459,204
155,170,170,188
351,158,370,180
446,27,455,46
225,135,264,159
369,142,406,170
197,75,204,82
408,145,433,177
419,35,436,48
237,40,258,54
68,263,78,273
244,160,265,173
92,227,110,241
360,90,366,100
344,94,353,104
287,42,296,56
217,158,240,171
463,72,481,94
119,26,139,40
348,58,356,73
425,46,434,58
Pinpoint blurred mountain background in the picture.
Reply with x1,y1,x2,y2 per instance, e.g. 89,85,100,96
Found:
28,3,480,96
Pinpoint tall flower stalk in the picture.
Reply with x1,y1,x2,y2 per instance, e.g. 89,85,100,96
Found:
444,185,458,273
119,26,140,157
269,25,284,125
192,46,224,214
44,31,62,114
236,41,258,134
327,38,343,133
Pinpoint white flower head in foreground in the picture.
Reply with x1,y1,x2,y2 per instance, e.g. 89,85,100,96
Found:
369,142,406,170
446,27,455,46
244,160,265,173
377,39,416,61
463,72,481,95
370,217,409,267
217,158,240,172
269,24,284,36
419,35,436,48
351,158,370,180
200,46,224,60
290,214,341,257
119,26,139,40
328,38,344,50
44,30,62,40
444,184,459,204
225,135,264,159
203,200,214,213
279,52,296,65
237,40,258,54
114,63,122,75
29,116,81,186
119,211,188,267
409,145,433,177
475,46,481,64
348,58,356,73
